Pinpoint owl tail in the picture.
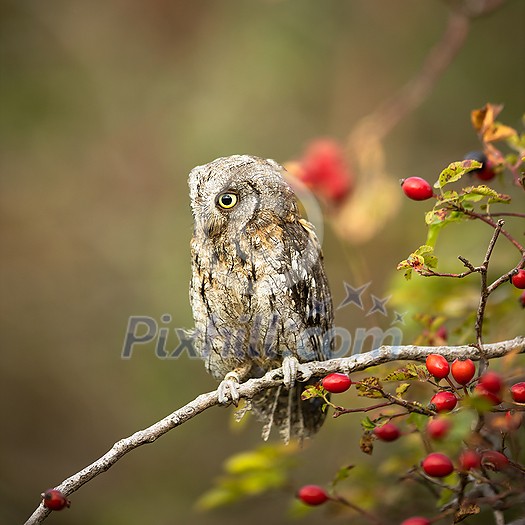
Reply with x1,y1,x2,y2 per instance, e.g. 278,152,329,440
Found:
250,380,327,444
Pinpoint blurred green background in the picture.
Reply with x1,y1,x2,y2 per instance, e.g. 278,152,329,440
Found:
1,1,524,524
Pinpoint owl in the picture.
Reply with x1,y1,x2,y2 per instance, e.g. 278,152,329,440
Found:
188,155,333,443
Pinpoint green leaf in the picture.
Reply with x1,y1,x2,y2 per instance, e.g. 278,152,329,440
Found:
301,384,324,400
434,160,482,189
395,383,411,397
360,416,376,431
425,207,468,247
398,245,438,273
463,391,496,413
436,485,457,508
225,451,274,474
331,465,355,487
437,190,460,206
197,444,296,510
460,192,485,203
406,412,429,431
461,185,511,204
197,487,239,510
382,367,419,382
429,208,466,226
407,362,428,376
425,223,441,248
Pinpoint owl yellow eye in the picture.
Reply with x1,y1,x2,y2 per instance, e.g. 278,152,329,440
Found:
217,192,238,209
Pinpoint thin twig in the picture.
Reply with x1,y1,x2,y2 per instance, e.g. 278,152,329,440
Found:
333,401,393,418
462,209,524,253
475,219,505,360
479,212,525,219
24,337,525,525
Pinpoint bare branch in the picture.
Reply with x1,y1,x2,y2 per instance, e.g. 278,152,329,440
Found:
475,219,505,355
24,336,525,525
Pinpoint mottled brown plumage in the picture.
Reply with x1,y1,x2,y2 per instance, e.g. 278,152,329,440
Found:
188,155,333,442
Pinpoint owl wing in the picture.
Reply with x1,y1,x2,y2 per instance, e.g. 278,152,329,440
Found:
283,218,334,363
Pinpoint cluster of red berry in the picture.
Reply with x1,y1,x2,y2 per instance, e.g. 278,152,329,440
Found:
421,355,522,477
296,363,525,523
400,150,496,202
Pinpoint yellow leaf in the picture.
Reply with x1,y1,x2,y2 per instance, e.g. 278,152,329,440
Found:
483,122,517,142
471,103,503,133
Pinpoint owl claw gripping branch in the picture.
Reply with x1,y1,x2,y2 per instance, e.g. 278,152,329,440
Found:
188,155,333,443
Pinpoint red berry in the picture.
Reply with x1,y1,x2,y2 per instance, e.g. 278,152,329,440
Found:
426,417,451,440
321,373,352,393
297,485,329,506
422,452,454,477
481,450,509,471
373,423,400,442
401,518,431,525
425,354,450,379
511,269,525,289
451,359,475,385
476,166,496,181
510,382,525,403
401,177,434,201
41,489,70,511
473,385,502,405
464,150,495,181
297,139,353,203
459,450,481,471
479,371,503,393
430,391,457,412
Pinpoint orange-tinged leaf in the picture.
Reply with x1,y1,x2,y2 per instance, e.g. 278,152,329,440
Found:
483,122,517,143
471,103,503,133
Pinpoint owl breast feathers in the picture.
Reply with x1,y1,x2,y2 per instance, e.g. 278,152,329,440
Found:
188,155,333,442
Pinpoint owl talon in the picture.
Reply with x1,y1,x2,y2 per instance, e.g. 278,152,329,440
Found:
282,356,300,389
218,372,241,405
298,365,312,382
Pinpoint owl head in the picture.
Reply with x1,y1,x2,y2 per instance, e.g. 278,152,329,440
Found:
188,155,299,239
